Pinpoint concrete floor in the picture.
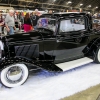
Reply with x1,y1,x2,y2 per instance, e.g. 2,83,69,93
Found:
62,84,100,100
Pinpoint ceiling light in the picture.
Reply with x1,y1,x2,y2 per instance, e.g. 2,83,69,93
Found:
53,0,56,2
88,5,91,7
88,12,90,14
67,1,72,4
96,6,98,9
80,4,83,6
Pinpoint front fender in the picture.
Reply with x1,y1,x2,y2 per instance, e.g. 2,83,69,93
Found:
0,56,35,70
0,56,62,72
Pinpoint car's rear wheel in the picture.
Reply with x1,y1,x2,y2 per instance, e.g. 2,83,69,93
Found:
0,64,29,88
94,47,100,63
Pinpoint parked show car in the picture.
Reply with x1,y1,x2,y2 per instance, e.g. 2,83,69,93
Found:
0,12,100,87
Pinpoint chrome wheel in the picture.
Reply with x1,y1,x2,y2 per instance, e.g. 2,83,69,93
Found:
0,64,29,88
6,66,23,84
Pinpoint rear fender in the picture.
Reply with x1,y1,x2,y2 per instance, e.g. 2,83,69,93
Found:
83,38,100,59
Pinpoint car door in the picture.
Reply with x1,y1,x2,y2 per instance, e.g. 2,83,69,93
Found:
53,17,89,63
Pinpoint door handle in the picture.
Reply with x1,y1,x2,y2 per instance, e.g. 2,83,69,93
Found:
56,38,63,43
57,40,61,43
56,37,66,42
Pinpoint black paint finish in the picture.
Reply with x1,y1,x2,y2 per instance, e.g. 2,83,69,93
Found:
1,12,100,71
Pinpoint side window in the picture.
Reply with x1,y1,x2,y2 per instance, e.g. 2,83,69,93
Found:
38,18,48,27
37,18,56,32
59,17,85,33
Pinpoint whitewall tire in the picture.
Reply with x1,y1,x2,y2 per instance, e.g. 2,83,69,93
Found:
0,64,29,88
94,47,100,63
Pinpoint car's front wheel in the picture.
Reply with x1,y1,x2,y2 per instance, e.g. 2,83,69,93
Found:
0,64,29,88
94,47,100,63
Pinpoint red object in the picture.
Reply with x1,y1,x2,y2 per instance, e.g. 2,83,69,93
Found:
23,24,31,32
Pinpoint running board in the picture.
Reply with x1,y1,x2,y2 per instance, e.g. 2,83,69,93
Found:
56,57,93,71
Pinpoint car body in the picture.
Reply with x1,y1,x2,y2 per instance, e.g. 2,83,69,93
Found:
0,12,100,87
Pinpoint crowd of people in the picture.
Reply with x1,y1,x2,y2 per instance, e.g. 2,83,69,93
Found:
0,9,42,35
92,12,100,18
0,9,100,36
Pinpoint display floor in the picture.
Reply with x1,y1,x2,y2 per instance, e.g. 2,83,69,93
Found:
62,84,100,100
0,62,100,100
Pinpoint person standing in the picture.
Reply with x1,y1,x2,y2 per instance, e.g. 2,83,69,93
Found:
0,14,4,34
23,13,32,32
31,9,39,30
48,10,53,14
5,9,16,35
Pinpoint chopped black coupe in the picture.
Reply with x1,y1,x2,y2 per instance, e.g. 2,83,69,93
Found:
0,12,100,87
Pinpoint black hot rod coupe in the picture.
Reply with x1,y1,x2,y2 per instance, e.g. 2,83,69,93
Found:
0,12,100,87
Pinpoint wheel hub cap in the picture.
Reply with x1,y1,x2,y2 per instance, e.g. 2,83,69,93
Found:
6,66,23,83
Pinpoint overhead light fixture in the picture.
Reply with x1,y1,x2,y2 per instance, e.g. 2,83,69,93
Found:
88,5,91,7
96,6,98,9
67,1,72,4
53,0,56,2
88,12,90,14
80,4,83,6
52,0,56,3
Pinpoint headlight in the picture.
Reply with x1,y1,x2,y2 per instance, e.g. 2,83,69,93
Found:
0,40,4,58
0,40,4,50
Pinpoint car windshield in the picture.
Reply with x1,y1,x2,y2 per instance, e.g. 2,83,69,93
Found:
37,17,56,32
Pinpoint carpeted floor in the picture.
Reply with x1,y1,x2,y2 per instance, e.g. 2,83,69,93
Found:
62,84,100,100
0,62,100,100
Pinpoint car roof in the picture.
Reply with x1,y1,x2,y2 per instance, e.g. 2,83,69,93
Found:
42,12,87,18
